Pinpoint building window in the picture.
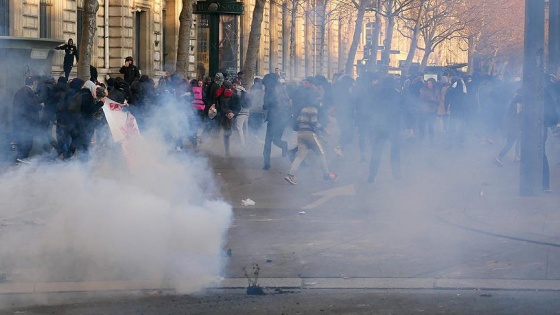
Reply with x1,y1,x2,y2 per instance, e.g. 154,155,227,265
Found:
40,0,53,38
0,0,9,36
197,15,210,71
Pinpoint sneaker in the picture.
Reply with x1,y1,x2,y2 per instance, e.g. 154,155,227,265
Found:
323,172,338,182
494,157,503,167
284,174,298,185
15,158,32,165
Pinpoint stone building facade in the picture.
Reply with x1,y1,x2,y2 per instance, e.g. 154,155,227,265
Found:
0,0,466,82
0,0,194,81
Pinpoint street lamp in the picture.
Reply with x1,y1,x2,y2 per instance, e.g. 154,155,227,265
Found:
364,0,380,72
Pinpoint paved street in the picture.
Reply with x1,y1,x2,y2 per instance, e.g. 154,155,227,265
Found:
215,132,560,285
1,130,560,313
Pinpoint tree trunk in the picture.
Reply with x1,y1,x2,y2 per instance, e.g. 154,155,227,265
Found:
176,0,195,78
317,3,327,75
419,47,432,71
402,0,425,75
289,0,298,79
467,35,478,75
344,0,367,77
77,0,99,81
242,0,267,88
380,14,395,73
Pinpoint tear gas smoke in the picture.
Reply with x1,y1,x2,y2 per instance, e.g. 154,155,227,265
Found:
0,95,231,294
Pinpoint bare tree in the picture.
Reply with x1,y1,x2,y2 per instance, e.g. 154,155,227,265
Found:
397,0,426,74
458,0,523,75
375,0,416,72
272,0,305,79
242,0,267,88
289,0,300,79
76,0,99,81
308,0,354,75
176,0,195,78
416,0,466,71
344,0,369,76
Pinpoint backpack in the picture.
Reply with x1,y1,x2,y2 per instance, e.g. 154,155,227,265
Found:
191,86,205,111
275,84,292,111
67,90,85,113
240,89,252,109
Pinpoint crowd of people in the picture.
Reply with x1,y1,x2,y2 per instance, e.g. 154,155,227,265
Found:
10,62,560,190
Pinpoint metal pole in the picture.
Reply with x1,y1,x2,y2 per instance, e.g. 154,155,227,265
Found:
313,0,317,76
240,11,244,70
209,13,220,77
549,0,560,74
520,0,546,196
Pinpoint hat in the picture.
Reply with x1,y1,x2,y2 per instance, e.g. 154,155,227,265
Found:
125,56,133,62
223,81,233,89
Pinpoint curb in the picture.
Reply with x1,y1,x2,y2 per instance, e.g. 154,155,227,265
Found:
2,278,560,294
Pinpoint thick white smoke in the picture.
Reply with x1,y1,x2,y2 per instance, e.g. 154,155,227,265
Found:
0,98,231,294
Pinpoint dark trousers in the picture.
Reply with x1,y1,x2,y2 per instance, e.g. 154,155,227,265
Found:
67,117,94,160
63,63,73,80
368,131,401,182
15,132,34,160
56,122,72,158
263,118,287,167
498,131,519,159
14,123,36,160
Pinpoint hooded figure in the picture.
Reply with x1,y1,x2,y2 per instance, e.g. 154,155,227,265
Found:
205,72,225,114
119,56,141,85
66,80,103,160
55,39,78,80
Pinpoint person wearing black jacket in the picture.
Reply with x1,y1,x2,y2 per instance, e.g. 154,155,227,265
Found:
55,39,78,81
56,78,84,159
119,56,140,85
366,76,412,183
262,72,288,170
216,81,241,157
68,80,103,160
12,76,42,163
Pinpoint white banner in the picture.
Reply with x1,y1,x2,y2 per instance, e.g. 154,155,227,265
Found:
102,98,142,169
102,98,140,143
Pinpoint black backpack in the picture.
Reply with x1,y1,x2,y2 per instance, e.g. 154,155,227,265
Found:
68,90,87,113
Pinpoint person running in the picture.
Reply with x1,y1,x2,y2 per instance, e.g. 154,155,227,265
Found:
262,72,288,170
284,78,337,185
216,81,241,157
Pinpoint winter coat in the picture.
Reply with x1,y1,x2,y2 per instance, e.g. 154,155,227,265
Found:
13,85,41,127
